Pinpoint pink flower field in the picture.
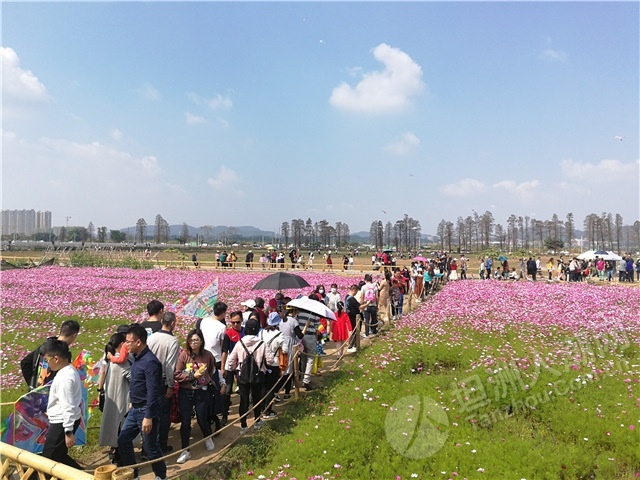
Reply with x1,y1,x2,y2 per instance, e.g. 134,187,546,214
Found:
2,266,638,397
1,266,355,392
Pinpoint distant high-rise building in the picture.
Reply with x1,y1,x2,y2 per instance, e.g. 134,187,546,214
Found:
1,209,52,236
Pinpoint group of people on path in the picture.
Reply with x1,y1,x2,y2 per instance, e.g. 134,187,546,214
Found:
16,276,377,478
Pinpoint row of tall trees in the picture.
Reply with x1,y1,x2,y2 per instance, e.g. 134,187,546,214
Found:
436,211,640,253
368,214,422,252
281,219,351,248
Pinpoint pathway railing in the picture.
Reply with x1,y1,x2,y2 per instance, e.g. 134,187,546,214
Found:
0,441,94,480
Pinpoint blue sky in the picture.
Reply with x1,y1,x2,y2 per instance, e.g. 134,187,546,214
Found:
2,2,638,234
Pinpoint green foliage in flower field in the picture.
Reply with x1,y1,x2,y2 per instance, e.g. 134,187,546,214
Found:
223,322,639,480
69,251,155,269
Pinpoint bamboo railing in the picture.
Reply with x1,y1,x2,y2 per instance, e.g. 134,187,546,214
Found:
0,442,94,480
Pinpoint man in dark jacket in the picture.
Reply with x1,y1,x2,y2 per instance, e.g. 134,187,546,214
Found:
117,324,167,480
20,319,80,390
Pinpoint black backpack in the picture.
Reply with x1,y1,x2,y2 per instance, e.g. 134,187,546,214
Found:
237,339,264,385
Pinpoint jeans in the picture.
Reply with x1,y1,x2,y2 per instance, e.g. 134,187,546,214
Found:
117,406,166,479
178,388,211,449
158,393,172,451
238,379,264,428
363,305,378,336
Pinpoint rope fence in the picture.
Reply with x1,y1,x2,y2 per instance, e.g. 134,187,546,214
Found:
1,280,444,479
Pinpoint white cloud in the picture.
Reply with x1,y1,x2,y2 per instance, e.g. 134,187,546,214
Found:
329,43,425,113
1,47,50,106
539,48,567,62
189,92,233,110
2,132,178,227
561,158,639,183
441,178,486,196
493,179,540,198
207,165,244,196
140,156,161,176
539,37,567,62
37,138,163,178
110,128,123,141
384,132,421,155
139,83,161,101
184,112,206,125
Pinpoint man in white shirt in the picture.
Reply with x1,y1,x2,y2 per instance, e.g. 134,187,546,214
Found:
146,312,180,454
40,339,83,469
199,301,228,429
200,302,228,370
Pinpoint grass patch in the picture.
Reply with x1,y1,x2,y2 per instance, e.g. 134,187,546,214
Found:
220,319,639,479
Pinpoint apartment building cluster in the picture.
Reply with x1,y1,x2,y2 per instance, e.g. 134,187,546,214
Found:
1,209,52,236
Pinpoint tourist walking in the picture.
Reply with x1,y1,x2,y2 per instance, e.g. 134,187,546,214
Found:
174,329,221,464
117,324,167,480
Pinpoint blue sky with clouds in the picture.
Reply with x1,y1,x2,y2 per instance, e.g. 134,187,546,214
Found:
2,2,638,234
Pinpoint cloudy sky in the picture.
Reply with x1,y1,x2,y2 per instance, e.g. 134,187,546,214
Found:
2,2,638,234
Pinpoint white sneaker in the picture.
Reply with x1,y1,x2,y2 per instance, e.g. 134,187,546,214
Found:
347,347,357,353
253,419,265,430
205,438,215,451
239,427,249,435
176,450,191,464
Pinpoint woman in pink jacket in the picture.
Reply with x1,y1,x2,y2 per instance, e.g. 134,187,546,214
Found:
225,319,274,434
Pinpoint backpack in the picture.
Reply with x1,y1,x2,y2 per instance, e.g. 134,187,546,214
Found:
237,339,264,385
363,284,377,303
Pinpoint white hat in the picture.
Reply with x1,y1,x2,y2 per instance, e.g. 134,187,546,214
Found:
240,299,256,309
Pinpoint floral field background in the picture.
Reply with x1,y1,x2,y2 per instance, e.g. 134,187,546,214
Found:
223,280,639,480
1,266,639,479
0,266,355,396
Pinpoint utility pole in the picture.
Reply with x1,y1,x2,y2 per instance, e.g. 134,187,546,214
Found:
65,216,71,228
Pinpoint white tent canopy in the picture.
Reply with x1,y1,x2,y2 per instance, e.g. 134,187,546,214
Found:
577,250,622,261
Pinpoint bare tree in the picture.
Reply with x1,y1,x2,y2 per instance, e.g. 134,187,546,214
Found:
281,222,290,247
507,214,518,250
201,225,214,243
291,219,305,247
437,220,447,250
97,226,107,243
135,218,147,243
495,223,505,250
614,214,623,252
155,214,170,244
384,221,392,248
87,222,95,242
565,213,574,249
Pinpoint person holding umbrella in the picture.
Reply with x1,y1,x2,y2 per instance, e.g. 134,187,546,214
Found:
286,297,329,391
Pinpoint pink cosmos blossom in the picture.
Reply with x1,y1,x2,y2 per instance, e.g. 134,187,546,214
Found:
1,266,352,391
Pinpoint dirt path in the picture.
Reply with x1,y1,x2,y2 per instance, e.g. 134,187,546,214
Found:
81,340,363,480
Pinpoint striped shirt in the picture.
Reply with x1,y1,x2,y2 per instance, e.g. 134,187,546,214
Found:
297,311,321,335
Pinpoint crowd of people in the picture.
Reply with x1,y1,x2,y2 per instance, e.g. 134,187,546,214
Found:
17,253,638,477
18,273,408,477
